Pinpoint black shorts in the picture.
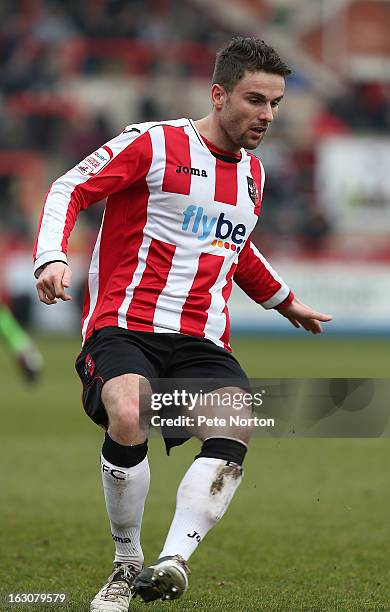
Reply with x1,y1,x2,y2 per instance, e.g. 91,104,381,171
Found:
75,327,249,452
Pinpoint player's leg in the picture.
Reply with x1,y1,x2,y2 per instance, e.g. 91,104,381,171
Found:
100,372,151,570
91,373,151,612
135,414,250,602
134,334,253,602
0,303,43,382
155,386,252,561
75,328,161,612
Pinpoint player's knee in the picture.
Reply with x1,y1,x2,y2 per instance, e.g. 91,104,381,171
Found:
113,406,140,433
102,376,146,436
235,424,254,444
231,404,255,443
104,395,143,441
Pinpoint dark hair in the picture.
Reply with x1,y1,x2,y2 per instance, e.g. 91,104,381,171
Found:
212,37,291,92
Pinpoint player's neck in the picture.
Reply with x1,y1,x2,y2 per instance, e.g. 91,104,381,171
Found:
194,116,241,156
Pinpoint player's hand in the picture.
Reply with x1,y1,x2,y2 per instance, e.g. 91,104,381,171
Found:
36,262,72,305
276,296,332,334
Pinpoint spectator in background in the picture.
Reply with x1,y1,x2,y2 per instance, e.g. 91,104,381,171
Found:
64,113,112,166
32,3,77,44
329,82,390,133
300,199,332,253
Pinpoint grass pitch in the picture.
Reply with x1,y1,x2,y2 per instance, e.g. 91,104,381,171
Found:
1,334,389,611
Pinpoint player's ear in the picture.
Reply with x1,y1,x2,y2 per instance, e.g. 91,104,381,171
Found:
211,84,226,110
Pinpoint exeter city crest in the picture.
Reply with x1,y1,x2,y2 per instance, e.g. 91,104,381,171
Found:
247,177,258,205
84,354,95,379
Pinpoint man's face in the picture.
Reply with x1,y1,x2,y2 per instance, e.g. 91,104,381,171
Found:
214,70,285,150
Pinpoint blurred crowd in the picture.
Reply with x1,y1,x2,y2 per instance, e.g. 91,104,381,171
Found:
0,0,389,259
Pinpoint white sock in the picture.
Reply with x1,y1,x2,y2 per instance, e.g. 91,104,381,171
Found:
101,455,150,568
159,457,243,561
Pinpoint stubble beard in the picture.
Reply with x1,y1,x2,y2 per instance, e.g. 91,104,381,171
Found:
219,118,240,153
245,131,266,150
222,116,266,151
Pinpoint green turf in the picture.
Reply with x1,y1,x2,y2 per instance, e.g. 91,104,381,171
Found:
232,335,390,378
1,334,389,611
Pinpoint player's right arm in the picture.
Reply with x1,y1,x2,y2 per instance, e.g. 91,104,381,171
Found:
36,262,72,305
33,126,153,305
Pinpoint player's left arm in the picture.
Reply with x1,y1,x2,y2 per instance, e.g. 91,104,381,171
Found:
275,295,332,334
234,240,332,334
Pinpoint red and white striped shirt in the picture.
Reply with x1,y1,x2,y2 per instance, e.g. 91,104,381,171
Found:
34,118,293,350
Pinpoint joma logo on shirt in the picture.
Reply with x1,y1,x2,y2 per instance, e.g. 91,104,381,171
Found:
176,165,208,177
182,205,246,252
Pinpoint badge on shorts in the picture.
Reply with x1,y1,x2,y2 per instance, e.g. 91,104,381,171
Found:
247,177,258,205
84,354,95,379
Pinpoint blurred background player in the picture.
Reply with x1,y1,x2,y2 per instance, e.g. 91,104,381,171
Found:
0,300,42,382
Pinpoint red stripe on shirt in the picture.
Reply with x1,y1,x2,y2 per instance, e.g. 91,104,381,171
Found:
81,280,91,330
214,158,238,206
82,133,153,341
102,145,113,159
85,181,152,338
126,238,177,332
61,198,78,252
249,155,262,216
220,264,237,351
180,253,224,337
162,126,191,195
219,262,237,350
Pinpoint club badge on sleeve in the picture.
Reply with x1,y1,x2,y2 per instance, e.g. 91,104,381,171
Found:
76,146,113,176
